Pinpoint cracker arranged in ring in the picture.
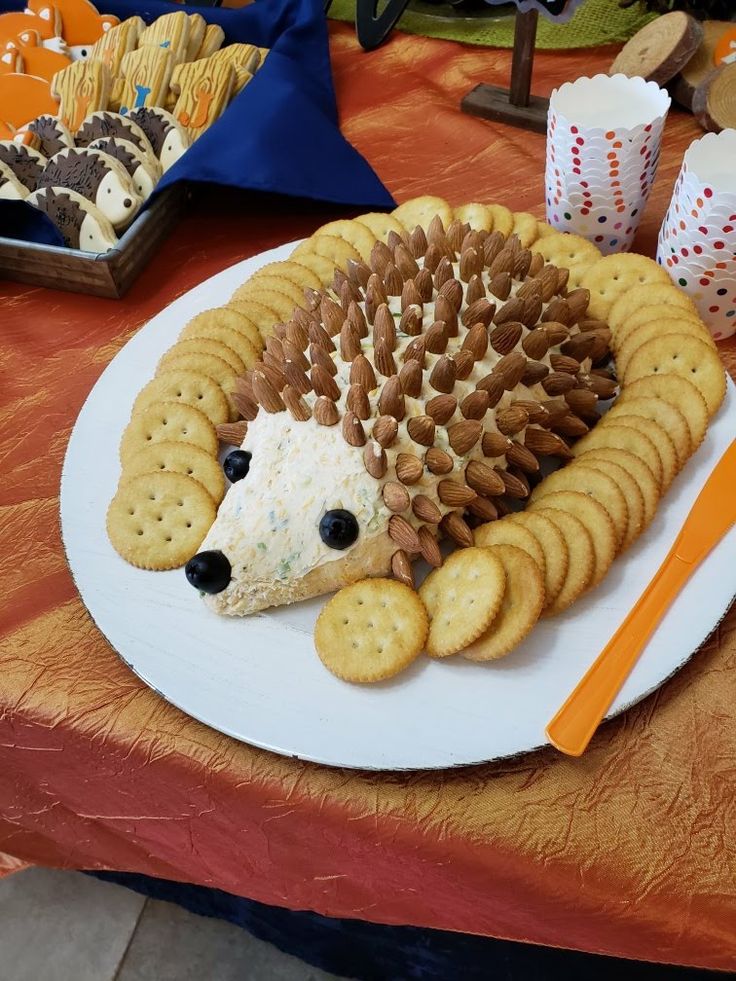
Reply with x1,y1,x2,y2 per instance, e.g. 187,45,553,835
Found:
226,298,281,345
529,463,629,550
179,319,259,369
606,413,678,488
237,287,297,324
251,259,322,291
576,446,660,531
531,232,601,287
624,334,726,419
486,203,514,237
536,508,595,615
160,337,246,375
511,211,539,248
536,221,556,238
605,395,691,470
507,510,569,610
288,249,336,286
572,421,664,489
120,401,217,465
617,374,708,450
392,196,453,233
530,490,616,589
158,351,238,421
133,368,230,427
618,318,714,380
608,282,698,333
419,547,506,658
184,306,264,356
234,274,307,311
107,471,216,570
292,233,362,269
453,203,493,232
356,211,408,241
313,219,377,263
315,578,428,683
463,545,544,662
579,253,672,320
615,303,707,351
124,439,225,504
572,455,645,550
474,519,546,577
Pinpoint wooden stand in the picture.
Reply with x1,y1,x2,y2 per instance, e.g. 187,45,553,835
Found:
461,10,549,134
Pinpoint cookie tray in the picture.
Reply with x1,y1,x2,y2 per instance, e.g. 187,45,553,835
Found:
0,184,189,299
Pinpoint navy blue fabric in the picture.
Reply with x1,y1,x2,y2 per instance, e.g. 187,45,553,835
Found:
0,0,394,246
89,871,725,981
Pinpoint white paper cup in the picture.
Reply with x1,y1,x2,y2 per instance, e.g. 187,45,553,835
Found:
546,74,671,254
657,130,736,340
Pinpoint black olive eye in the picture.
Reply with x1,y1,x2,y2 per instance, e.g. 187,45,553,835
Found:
224,450,251,482
185,550,231,594
319,509,359,550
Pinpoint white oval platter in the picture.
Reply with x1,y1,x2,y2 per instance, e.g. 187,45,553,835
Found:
60,241,736,770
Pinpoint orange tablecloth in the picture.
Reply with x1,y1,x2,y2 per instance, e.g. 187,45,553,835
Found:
2,24,736,970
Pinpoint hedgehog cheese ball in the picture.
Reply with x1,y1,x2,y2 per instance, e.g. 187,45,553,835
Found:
188,216,617,616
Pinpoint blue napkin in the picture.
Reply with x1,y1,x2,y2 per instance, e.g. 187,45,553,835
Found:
0,0,394,249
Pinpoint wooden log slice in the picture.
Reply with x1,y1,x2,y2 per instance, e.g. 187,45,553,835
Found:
609,12,704,87
693,62,736,133
673,21,734,110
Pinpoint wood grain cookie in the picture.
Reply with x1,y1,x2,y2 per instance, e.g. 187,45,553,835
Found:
107,471,215,570
315,579,428,683
420,547,506,658
463,545,544,661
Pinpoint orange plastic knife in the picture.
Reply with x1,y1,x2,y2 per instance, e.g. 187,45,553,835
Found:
547,439,736,757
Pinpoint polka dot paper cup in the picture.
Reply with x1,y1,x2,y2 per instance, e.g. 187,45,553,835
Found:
546,74,671,255
657,130,736,341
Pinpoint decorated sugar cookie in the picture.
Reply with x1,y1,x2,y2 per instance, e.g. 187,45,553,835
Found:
88,16,144,76
117,45,173,114
23,114,75,157
0,46,23,74
26,185,118,251
0,141,47,191
6,28,72,80
0,159,28,199
0,73,58,140
138,12,190,65
75,110,154,158
89,136,161,199
51,59,112,132
0,8,62,47
170,57,235,139
26,0,118,59
185,13,206,62
128,106,190,170
37,146,142,227
195,23,224,60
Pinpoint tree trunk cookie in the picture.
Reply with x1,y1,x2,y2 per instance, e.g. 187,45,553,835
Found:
609,12,704,87
673,21,734,110
693,62,736,133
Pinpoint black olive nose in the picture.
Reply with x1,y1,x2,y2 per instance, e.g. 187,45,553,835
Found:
123,198,132,208
185,550,231,594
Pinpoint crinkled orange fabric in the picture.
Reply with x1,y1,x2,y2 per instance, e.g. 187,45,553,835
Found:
1,23,735,969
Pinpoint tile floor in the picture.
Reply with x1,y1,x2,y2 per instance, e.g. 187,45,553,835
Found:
0,868,348,981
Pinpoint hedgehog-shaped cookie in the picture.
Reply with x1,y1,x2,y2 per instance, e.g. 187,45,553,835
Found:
37,146,142,228
187,218,616,616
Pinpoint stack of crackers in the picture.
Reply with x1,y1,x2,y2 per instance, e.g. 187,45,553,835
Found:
106,196,726,684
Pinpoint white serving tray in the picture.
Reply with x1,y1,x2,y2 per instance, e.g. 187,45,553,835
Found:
60,241,736,770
